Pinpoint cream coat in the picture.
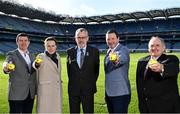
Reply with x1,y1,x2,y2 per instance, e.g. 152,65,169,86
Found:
33,53,62,113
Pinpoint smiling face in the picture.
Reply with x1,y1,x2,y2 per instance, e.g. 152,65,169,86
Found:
16,36,30,52
148,37,165,58
45,40,57,54
106,33,119,49
75,29,89,48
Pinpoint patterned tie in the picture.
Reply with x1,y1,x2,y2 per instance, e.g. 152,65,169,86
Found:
80,49,84,68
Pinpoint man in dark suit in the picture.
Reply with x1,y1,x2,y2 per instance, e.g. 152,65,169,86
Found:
136,36,180,113
2,33,36,113
67,28,100,113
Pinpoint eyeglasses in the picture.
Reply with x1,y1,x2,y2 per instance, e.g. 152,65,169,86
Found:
76,36,88,39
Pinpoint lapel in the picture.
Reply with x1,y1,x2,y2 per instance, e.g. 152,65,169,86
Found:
141,56,151,79
45,52,59,72
16,50,28,67
29,53,34,63
72,46,80,69
157,54,166,63
104,49,111,70
114,44,121,52
15,49,30,70
80,46,89,70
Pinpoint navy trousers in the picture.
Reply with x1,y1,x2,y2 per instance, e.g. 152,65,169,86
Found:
105,93,131,113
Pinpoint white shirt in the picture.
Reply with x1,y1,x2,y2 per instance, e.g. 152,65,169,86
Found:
107,43,120,53
18,48,31,70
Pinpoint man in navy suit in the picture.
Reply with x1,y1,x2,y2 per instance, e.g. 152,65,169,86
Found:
67,28,100,113
104,29,131,113
136,36,180,113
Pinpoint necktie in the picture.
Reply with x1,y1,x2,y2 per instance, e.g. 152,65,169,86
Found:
80,49,84,68
24,53,26,57
24,53,31,73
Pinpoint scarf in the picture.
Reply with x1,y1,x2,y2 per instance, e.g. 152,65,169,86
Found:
45,51,58,67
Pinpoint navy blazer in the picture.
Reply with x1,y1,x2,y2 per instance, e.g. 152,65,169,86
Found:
67,45,100,96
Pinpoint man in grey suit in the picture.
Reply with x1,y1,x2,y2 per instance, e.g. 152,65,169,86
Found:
104,29,131,113
2,33,36,113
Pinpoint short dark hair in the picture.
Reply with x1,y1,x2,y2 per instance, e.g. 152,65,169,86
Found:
44,36,57,44
16,33,29,42
106,29,119,38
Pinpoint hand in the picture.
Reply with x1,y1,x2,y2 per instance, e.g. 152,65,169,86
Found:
109,52,120,64
34,58,42,68
3,62,15,73
35,58,42,65
149,62,164,73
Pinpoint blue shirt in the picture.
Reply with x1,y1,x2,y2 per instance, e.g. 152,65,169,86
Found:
77,47,86,68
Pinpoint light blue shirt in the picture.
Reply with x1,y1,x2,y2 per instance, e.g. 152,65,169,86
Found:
77,46,86,68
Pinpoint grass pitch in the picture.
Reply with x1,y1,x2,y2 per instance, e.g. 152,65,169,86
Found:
0,53,180,113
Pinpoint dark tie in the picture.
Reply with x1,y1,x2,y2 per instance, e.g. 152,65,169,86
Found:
80,49,84,68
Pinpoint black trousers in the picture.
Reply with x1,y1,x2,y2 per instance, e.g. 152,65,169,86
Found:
9,91,34,114
139,96,180,113
69,94,94,113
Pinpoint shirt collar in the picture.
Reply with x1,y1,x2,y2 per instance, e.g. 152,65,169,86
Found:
78,46,87,52
150,55,160,60
107,43,119,53
18,48,29,55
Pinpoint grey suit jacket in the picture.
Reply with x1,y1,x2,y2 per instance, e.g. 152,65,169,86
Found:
104,44,131,97
4,49,36,100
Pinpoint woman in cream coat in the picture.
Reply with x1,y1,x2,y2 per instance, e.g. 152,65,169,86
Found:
33,37,62,113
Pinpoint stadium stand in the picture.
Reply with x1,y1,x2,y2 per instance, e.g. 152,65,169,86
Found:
0,0,180,54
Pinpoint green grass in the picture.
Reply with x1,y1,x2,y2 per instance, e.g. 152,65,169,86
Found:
0,53,180,113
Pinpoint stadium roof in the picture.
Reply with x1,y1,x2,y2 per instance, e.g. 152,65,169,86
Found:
0,0,180,24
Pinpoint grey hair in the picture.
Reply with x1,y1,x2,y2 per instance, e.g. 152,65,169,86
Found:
75,28,89,38
149,36,166,48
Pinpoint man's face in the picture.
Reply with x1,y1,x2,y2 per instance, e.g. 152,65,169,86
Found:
75,31,89,48
45,40,57,54
16,36,29,51
106,33,119,49
148,37,165,58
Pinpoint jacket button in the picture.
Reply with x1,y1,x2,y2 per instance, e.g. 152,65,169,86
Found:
145,98,148,101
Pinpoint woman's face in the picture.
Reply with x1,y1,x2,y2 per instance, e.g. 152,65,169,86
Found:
45,40,57,54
